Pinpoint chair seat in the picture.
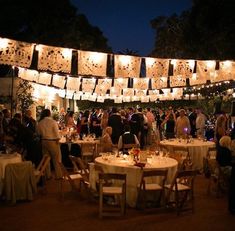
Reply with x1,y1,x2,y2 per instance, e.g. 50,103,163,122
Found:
138,183,163,191
65,173,82,180
103,186,123,194
165,183,190,191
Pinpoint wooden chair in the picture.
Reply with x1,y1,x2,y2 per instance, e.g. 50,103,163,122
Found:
81,143,95,166
99,173,126,218
34,155,51,187
206,156,229,197
164,170,197,215
69,155,90,188
57,162,83,200
171,146,192,170
137,169,168,210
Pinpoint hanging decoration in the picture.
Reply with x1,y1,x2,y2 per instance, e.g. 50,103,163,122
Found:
37,72,52,85
114,78,128,91
172,59,195,77
196,60,216,81
170,75,186,87
37,44,72,73
52,74,66,89
78,50,108,77
94,78,112,95
114,54,141,78
66,76,81,91
133,78,149,90
189,73,207,86
151,77,168,89
123,88,134,97
218,61,235,81
145,57,169,78
81,78,96,93
0,37,34,68
18,68,39,82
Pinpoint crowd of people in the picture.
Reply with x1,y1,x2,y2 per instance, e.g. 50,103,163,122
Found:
0,105,235,213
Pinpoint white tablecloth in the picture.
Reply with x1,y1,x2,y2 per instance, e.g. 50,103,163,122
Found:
89,156,178,207
160,138,215,170
0,153,22,195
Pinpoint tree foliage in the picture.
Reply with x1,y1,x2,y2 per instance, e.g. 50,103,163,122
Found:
0,0,111,52
150,0,235,59
15,79,34,114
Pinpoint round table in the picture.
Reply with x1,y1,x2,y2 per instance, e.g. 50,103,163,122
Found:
89,155,178,208
0,153,22,195
160,138,215,170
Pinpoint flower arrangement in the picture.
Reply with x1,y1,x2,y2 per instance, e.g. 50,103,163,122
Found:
129,147,140,163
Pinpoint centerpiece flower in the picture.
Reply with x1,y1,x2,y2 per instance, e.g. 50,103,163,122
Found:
129,147,140,163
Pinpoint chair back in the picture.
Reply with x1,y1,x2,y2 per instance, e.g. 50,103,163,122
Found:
35,155,51,184
172,146,192,170
69,155,89,183
140,169,168,189
207,146,217,159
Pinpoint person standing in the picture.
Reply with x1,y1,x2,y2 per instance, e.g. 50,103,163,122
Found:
195,108,206,138
37,109,62,179
175,109,191,138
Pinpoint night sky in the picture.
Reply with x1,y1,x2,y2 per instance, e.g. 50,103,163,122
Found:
71,0,192,56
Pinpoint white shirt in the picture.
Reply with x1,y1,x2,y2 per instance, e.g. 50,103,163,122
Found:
37,117,60,140
117,132,140,150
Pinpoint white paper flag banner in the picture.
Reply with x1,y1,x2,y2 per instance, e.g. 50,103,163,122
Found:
218,61,235,81
18,68,39,82
52,74,66,89
172,88,183,99
65,90,74,99
135,89,147,97
110,87,122,97
133,78,149,90
0,38,34,68
78,50,107,77
114,78,128,90
97,95,105,103
132,95,139,101
114,96,122,103
82,78,96,93
81,92,92,100
170,75,186,87
210,70,220,83
196,60,216,81
189,73,207,86
149,89,159,101
114,54,141,78
159,88,171,100
145,58,169,78
37,44,72,73
172,59,195,77
151,77,167,89
88,94,97,102
56,89,65,98
141,96,149,103
123,88,134,97
149,94,158,102
94,78,112,95
123,96,131,102
74,92,82,100
37,72,52,85
66,76,81,91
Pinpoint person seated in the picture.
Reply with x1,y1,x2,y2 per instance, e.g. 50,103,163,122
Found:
118,124,140,154
100,126,114,152
216,135,233,179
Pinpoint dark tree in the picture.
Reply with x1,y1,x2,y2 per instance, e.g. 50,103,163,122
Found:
0,0,111,52
151,0,235,60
